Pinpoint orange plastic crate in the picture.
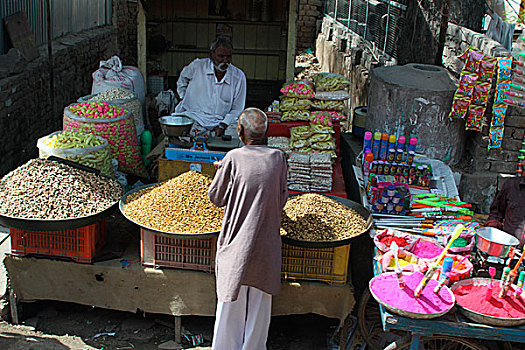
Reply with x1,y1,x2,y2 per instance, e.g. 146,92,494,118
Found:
141,228,217,273
281,243,351,286
10,220,107,263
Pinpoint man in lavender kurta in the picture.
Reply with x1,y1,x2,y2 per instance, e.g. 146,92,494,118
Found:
208,107,288,349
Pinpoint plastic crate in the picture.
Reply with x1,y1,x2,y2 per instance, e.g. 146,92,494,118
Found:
281,243,351,286
10,220,107,263
141,228,217,273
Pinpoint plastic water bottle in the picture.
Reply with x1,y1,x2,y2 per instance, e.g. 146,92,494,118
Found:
363,131,373,153
141,129,153,167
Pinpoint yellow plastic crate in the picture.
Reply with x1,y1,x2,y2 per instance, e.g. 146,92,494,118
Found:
281,243,351,286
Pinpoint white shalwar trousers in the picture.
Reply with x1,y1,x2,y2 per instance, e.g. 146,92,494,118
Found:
212,285,272,350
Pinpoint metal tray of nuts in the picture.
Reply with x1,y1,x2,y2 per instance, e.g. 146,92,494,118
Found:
119,183,221,238
280,193,372,248
0,157,124,231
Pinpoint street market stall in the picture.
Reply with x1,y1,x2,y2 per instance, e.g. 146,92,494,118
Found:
348,122,525,349
0,68,373,348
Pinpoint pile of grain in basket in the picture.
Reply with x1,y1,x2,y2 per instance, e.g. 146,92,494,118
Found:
0,159,122,220
281,193,368,241
123,171,224,233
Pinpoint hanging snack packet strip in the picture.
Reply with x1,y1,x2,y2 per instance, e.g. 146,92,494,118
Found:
465,49,484,73
478,57,497,81
458,71,479,96
449,93,471,119
488,127,505,149
465,105,485,131
472,82,491,106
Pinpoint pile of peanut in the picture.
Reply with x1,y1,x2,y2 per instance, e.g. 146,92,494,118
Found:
123,171,224,234
0,159,122,219
281,193,368,241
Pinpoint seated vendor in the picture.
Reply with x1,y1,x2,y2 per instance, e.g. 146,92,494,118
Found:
485,176,525,247
174,36,247,138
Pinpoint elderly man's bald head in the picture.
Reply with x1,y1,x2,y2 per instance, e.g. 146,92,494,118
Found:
238,108,268,140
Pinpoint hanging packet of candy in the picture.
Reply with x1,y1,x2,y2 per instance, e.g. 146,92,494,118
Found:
478,57,497,81
458,71,479,96
465,49,484,73
491,104,507,127
488,127,505,149
497,57,512,81
465,105,485,131
472,82,491,105
449,93,471,119
495,83,511,104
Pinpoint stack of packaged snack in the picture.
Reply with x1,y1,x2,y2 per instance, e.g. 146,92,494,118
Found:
289,126,313,153
288,152,311,192
310,152,333,192
311,73,349,122
280,80,315,122
449,46,497,132
267,136,292,154
309,115,337,159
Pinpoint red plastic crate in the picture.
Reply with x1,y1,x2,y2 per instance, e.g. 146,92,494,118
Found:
141,228,217,273
10,220,107,263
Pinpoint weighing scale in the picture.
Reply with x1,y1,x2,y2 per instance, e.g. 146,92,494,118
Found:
159,115,242,164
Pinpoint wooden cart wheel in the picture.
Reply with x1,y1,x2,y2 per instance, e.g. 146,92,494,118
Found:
357,289,406,350
384,335,488,350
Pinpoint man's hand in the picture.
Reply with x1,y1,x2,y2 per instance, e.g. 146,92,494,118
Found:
214,126,225,137
213,160,222,169
214,123,228,137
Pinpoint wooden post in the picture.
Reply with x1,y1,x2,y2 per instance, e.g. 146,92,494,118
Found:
174,316,182,345
138,0,147,87
9,287,19,325
286,0,299,81
434,0,450,66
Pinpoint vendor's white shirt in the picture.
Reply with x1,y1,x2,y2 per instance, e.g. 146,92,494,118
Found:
175,58,247,130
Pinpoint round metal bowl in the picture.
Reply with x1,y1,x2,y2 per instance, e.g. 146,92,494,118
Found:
159,115,194,137
475,227,519,258
0,157,124,231
280,193,372,248
368,272,455,320
451,278,525,327
119,183,220,239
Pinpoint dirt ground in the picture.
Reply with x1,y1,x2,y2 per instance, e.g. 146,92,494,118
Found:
0,300,341,349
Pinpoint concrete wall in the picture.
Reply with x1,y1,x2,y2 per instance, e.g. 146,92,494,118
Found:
297,0,323,51
0,0,138,177
315,16,394,131
316,17,524,213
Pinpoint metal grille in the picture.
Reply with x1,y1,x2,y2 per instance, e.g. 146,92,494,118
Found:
323,0,407,59
0,0,112,55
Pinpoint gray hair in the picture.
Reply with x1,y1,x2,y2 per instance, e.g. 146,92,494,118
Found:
210,36,233,52
239,108,268,139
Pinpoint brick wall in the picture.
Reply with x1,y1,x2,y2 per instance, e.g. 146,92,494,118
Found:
113,0,139,66
297,0,323,50
0,0,138,177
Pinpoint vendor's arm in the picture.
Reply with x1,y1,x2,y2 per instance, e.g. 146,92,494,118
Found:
208,155,233,207
486,182,509,229
176,59,198,100
221,74,247,126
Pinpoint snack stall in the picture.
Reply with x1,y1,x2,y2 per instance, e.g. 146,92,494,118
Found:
0,68,374,347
